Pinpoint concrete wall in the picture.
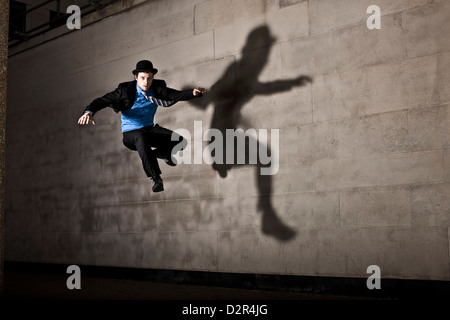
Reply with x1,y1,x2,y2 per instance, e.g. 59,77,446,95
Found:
5,0,450,281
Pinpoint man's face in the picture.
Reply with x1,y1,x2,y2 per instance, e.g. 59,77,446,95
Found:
135,72,154,91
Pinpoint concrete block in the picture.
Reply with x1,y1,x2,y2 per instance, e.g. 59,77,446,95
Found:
235,194,298,242
281,32,334,77
279,0,304,8
90,56,138,90
309,0,432,35
403,1,450,59
407,104,450,151
236,40,282,84
142,231,217,270
147,0,204,14
79,123,123,158
92,7,195,66
272,83,313,128
317,227,449,279
89,170,217,204
173,140,220,177
165,147,215,178
272,163,315,193
307,111,410,161
91,31,144,68
70,154,103,189
313,68,366,123
217,230,318,274
309,0,369,35
145,31,214,75
44,75,89,111
33,129,80,167
162,56,233,92
411,183,450,227
58,44,96,77
279,125,315,165
39,232,62,264
39,206,73,234
236,44,313,129
214,16,266,59
233,195,270,231
38,24,83,57
156,199,202,232
345,111,411,157
445,149,450,182
401,55,439,109
163,171,218,200
4,210,42,262
80,0,201,48
52,99,92,133
8,29,81,84
238,53,313,129
281,191,340,230
77,232,143,267
5,129,38,171
94,151,143,183
36,185,82,210
194,0,266,35
438,52,450,105
88,178,150,206
376,0,433,14
6,80,44,114
46,232,82,264
364,55,438,115
217,167,257,198
267,1,309,43
340,186,411,227
143,4,196,47
213,1,309,59
195,0,232,34
333,14,405,73
310,119,344,166
73,203,153,233
198,197,244,231
315,150,444,191
311,116,358,160
158,57,234,141
365,63,403,115
156,105,211,143
18,53,92,101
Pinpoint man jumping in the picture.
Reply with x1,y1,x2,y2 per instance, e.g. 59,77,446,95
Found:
78,60,206,192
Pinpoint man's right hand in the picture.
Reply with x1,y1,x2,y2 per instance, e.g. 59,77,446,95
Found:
78,112,95,125
295,75,313,86
78,112,96,125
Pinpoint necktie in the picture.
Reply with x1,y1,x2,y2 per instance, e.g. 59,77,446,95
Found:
141,90,175,107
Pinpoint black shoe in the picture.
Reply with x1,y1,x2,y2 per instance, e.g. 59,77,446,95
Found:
164,156,177,167
152,176,164,193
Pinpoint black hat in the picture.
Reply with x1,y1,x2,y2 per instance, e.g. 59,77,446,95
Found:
132,60,158,75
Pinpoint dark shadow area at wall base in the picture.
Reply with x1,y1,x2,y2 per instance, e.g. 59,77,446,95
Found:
2,261,449,302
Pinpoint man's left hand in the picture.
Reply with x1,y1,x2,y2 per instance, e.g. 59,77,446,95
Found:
193,88,206,96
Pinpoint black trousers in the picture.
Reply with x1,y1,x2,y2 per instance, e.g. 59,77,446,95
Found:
122,124,186,179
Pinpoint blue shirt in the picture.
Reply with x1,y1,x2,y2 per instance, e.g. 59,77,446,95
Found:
121,84,158,132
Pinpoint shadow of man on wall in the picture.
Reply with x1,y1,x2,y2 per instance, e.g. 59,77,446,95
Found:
188,25,312,242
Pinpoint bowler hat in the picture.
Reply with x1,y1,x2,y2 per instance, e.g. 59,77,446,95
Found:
132,60,158,75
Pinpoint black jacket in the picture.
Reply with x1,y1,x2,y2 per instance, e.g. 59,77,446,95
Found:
84,80,200,115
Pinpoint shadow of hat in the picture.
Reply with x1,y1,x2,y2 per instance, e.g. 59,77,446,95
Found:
242,25,277,52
